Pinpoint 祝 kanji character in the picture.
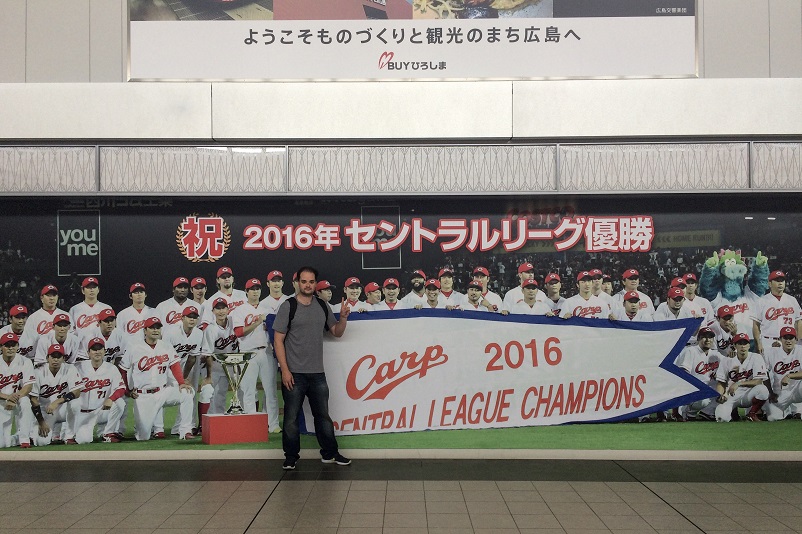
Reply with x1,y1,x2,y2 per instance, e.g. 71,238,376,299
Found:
181,216,226,260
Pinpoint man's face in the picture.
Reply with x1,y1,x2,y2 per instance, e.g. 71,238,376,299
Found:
467,287,482,303
578,279,593,296
425,287,439,301
546,280,561,295
718,314,734,330
735,340,750,358
770,278,786,296
685,280,698,297
246,287,262,301
317,289,332,302
1,342,19,360
439,275,453,292
782,334,797,353
624,299,639,314
366,289,382,305
410,277,425,292
298,271,316,297
10,315,27,331
602,281,613,295
383,285,399,302
173,284,190,300
192,285,207,301
268,279,284,294
591,277,602,291
523,287,538,301
218,274,234,291
346,285,362,301
144,325,162,342
40,292,58,311
668,295,685,312
519,270,535,283
213,305,229,323
47,352,65,372
472,274,489,290
88,346,105,365
182,315,198,330
99,318,116,336
82,284,100,301
699,334,715,351
130,289,146,307
53,321,70,338
623,276,639,291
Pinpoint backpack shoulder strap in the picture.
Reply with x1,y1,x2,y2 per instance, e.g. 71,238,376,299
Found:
315,296,330,332
286,297,298,332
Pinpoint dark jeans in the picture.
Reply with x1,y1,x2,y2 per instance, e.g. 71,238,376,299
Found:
281,372,339,461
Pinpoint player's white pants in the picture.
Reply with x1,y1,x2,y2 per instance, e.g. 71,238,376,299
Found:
208,361,231,415
133,387,194,441
715,385,769,422
238,347,280,430
172,358,203,434
72,399,126,444
680,379,716,418
0,396,33,448
153,370,179,435
765,380,802,421
33,401,80,446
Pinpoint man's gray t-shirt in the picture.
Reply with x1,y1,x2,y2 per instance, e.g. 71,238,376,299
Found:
273,297,337,373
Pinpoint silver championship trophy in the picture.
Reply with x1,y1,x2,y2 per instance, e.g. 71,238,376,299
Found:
212,352,254,415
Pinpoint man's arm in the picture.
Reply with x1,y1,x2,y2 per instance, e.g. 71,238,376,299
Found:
329,299,350,338
273,331,293,390
752,319,763,354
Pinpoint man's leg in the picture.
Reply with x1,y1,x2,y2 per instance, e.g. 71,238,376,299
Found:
281,372,307,462
305,373,339,461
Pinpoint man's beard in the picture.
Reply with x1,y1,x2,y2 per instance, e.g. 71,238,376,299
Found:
412,282,424,292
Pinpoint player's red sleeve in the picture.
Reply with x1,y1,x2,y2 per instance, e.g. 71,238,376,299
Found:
119,369,129,391
109,388,126,401
169,362,185,385
234,326,245,338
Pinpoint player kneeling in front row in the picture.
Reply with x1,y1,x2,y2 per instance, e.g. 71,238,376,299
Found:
763,327,802,421
714,333,769,422
0,333,36,448
30,344,82,446
674,327,719,421
72,337,126,443
118,317,197,441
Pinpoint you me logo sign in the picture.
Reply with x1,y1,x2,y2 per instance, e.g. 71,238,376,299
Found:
57,210,101,276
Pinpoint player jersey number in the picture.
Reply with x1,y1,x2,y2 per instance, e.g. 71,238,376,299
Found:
485,337,562,372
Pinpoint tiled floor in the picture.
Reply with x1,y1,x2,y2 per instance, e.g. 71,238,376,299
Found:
2,459,802,533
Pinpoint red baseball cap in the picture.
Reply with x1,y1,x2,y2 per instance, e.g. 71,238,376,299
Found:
683,273,698,283
212,297,228,309
624,291,640,302
0,333,19,345
182,306,199,317
47,344,66,356
589,269,603,278
424,279,440,289
40,284,58,296
383,278,400,288
82,277,99,287
781,326,797,338
98,308,116,321
245,278,262,290
344,277,361,288
267,270,283,281
576,271,591,281
544,273,561,283
173,277,190,288
716,305,734,318
670,277,687,288
316,280,333,291
698,327,715,338
622,269,639,279
438,267,454,278
769,270,786,281
668,287,685,299
472,266,490,277
732,332,750,344
9,305,28,317
217,266,233,278
144,317,163,328
53,313,70,325
522,279,539,289
467,280,483,290
364,282,380,293
518,262,535,274
87,337,106,350
129,282,146,293
410,270,426,280
191,277,206,288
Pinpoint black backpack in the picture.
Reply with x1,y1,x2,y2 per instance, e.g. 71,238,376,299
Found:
286,296,330,333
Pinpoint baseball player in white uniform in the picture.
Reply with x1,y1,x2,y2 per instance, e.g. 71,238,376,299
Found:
68,277,112,337
260,270,291,315
763,327,802,421
315,280,334,304
674,327,719,420
471,267,503,313
653,287,695,321
613,269,656,313
438,268,465,309
714,333,769,422
415,279,447,309
752,270,802,354
201,298,241,414
190,277,208,320
590,269,615,308
118,316,196,441
509,279,554,315
462,280,491,312
364,282,382,308
116,282,154,349
611,291,654,322
72,337,126,443
30,344,82,446
682,273,715,326
502,262,537,314
24,284,67,339
562,272,613,319
400,270,428,308
712,305,738,358
34,313,83,366
372,278,409,311
156,277,192,327
332,277,372,313
0,333,36,448
544,273,566,317
232,279,280,431
202,266,247,328
0,305,37,362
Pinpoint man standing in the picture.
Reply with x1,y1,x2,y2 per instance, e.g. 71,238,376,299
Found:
273,267,351,470
544,273,566,317
653,287,694,321
400,270,428,308
0,305,37,361
34,314,82,366
332,277,371,313
117,282,153,347
614,269,656,313
68,277,112,337
0,333,36,448
510,280,554,316
753,270,802,354
562,272,613,319
416,279,446,309
462,281,491,312
471,267,503,312
590,269,615,309
190,277,208,321
502,262,538,314
202,267,247,327
315,280,334,303
201,298,240,414
438,268,464,309
712,305,739,358
364,282,382,308
24,284,67,339
372,278,409,311
156,277,192,327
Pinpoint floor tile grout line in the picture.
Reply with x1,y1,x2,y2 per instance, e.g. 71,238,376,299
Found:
612,459,706,534
243,479,279,534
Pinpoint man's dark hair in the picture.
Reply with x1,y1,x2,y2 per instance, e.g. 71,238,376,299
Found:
295,266,319,283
